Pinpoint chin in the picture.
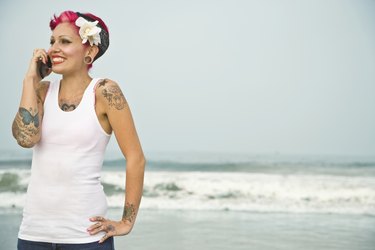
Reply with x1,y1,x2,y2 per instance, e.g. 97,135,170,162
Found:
52,66,69,75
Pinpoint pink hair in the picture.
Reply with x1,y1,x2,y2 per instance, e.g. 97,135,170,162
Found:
49,10,109,69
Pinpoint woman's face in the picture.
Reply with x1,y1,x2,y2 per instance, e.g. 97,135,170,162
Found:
48,22,88,74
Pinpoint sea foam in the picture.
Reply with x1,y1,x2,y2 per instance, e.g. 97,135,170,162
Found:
1,157,375,215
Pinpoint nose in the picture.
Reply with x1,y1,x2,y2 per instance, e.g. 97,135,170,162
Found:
48,42,61,54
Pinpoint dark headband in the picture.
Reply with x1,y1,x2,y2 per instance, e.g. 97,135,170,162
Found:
76,12,109,61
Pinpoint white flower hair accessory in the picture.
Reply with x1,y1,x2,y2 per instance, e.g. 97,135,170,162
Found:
75,16,102,46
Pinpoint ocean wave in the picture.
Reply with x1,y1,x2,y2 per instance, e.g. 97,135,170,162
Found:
104,158,375,170
0,159,31,168
1,169,374,215
2,156,375,176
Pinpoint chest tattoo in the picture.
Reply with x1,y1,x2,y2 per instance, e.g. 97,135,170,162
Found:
59,98,81,112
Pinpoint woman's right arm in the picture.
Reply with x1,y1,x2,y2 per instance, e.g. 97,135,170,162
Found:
12,49,50,148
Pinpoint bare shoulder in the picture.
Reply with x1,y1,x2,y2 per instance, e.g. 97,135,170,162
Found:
35,81,50,104
95,78,128,111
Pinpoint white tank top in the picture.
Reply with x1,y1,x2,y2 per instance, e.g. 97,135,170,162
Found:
18,78,111,243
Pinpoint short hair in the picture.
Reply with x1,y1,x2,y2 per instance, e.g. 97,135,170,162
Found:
49,10,110,67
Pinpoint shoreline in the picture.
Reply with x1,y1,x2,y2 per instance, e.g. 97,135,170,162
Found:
2,208,374,250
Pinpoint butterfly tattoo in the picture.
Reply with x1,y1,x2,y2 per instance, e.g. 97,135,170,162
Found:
19,107,39,128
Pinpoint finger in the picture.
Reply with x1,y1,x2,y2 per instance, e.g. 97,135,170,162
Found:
88,224,106,235
33,48,47,54
90,216,105,222
38,56,44,64
99,233,113,244
87,222,102,232
38,53,48,64
33,49,48,63
33,54,43,62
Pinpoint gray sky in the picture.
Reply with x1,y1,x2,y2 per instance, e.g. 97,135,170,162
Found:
1,0,374,156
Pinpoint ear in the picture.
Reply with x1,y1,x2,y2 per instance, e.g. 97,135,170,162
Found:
86,45,99,59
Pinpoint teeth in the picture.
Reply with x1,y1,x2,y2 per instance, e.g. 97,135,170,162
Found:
52,57,64,63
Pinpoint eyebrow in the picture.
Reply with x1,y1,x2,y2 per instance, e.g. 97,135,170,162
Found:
50,35,73,40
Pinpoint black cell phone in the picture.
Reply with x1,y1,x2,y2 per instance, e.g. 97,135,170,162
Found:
38,56,52,79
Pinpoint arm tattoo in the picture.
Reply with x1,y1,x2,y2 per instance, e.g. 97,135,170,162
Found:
122,202,136,223
12,107,40,147
35,84,44,106
107,224,116,232
18,107,39,127
98,79,127,110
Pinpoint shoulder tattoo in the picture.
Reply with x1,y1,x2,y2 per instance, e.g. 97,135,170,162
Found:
98,79,127,110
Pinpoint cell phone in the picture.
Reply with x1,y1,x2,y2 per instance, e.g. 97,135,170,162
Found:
38,56,52,79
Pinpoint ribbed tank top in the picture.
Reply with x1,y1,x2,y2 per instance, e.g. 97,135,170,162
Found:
18,78,111,243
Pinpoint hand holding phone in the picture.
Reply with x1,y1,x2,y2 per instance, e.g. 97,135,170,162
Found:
38,56,52,79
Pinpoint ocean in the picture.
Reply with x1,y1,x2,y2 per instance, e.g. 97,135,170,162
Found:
1,150,375,249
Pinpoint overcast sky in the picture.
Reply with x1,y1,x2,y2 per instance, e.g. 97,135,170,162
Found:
0,0,374,157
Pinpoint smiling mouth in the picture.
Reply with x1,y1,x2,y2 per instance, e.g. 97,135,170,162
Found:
52,57,65,64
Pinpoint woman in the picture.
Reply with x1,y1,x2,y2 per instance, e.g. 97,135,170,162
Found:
12,10,145,250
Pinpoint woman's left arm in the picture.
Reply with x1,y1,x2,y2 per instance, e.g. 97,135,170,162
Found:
87,79,146,243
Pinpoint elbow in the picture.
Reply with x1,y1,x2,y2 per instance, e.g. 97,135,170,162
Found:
138,154,146,170
12,121,36,148
15,138,36,148
13,132,37,148
141,155,146,169
128,153,146,170
12,122,39,148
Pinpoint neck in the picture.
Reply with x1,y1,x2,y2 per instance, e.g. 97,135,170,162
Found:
61,72,92,93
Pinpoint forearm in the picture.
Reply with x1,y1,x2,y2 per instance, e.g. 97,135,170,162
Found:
88,154,145,241
122,154,146,226
12,76,42,148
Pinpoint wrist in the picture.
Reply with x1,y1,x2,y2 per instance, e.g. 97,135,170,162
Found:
120,219,134,235
23,76,41,89
24,75,41,84
120,218,133,226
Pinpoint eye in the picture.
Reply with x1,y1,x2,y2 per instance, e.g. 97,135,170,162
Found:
50,39,55,45
61,39,72,44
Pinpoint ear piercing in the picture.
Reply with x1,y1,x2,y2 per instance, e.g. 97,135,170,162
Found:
84,56,93,64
